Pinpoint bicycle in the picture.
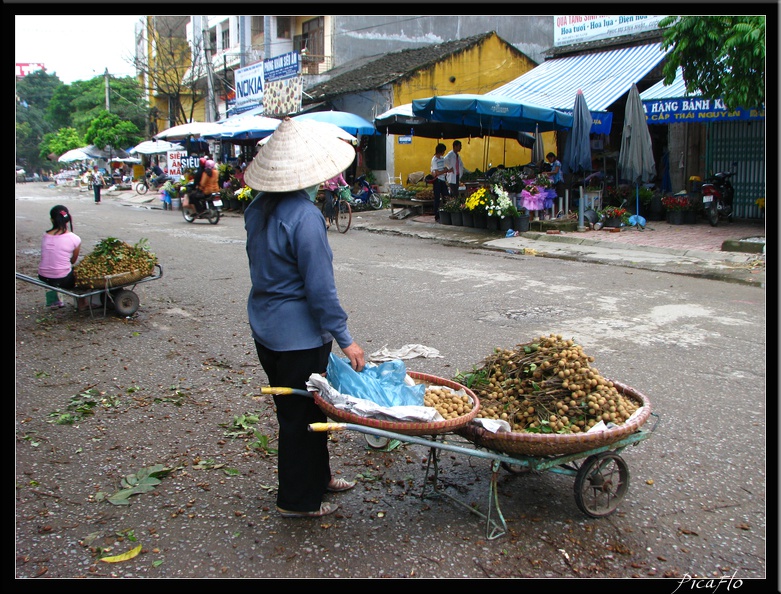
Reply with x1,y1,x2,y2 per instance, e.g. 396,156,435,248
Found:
321,186,352,233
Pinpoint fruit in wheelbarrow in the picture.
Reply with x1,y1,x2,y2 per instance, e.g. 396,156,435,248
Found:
423,386,473,420
455,334,640,434
74,237,157,288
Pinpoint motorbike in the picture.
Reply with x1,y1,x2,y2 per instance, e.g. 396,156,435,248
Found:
182,183,221,225
342,175,383,210
702,164,736,226
136,171,172,195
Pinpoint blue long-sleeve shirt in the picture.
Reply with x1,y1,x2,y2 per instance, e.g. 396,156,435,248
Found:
244,190,353,351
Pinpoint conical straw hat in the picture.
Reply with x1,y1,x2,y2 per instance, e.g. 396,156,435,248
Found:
244,117,356,192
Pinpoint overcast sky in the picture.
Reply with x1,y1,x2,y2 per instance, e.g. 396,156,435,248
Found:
15,15,144,84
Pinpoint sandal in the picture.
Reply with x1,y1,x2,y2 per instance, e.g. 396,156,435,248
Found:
327,477,356,492
276,502,339,518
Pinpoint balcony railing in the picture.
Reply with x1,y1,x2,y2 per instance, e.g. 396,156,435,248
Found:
300,54,331,75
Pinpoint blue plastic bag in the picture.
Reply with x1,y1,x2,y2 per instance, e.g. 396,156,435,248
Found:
326,354,425,407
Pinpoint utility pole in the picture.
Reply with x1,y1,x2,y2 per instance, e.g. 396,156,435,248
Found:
105,68,110,112
203,20,218,122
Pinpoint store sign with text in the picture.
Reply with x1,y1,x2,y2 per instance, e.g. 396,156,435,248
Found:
554,15,667,46
642,98,765,124
234,62,264,113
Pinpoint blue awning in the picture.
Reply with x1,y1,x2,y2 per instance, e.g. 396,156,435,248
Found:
488,42,669,135
640,67,765,125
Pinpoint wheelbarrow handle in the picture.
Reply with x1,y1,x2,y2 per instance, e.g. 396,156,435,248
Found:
258,387,312,397
309,422,348,432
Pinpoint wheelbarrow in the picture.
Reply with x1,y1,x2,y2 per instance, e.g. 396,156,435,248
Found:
260,374,658,540
15,264,163,318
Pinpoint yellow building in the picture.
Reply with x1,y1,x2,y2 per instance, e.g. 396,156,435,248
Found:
303,32,555,187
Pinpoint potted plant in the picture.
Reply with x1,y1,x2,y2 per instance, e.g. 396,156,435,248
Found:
486,184,514,231
512,206,530,232
464,186,489,227
662,194,697,224
443,198,463,225
599,205,629,227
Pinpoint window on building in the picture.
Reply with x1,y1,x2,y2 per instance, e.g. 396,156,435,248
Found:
277,16,291,39
220,21,230,51
251,16,264,37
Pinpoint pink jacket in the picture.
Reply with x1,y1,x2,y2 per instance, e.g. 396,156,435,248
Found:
323,173,347,191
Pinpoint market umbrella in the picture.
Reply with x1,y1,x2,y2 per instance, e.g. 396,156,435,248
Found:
292,111,378,136
531,123,545,166
561,90,593,228
203,115,281,142
258,121,356,146
411,93,573,134
58,148,92,163
154,121,223,141
374,103,536,147
129,139,185,155
619,84,656,229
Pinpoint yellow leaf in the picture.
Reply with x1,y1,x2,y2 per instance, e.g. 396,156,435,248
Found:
100,544,142,563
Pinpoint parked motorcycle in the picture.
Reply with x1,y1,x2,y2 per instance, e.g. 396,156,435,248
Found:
136,171,172,195
182,183,221,225
702,164,736,226
343,175,383,210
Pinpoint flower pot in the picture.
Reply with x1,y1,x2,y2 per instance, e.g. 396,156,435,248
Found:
450,210,463,226
461,211,474,227
439,210,452,225
604,216,623,228
473,212,488,228
499,216,514,232
486,215,500,231
512,214,530,232
666,210,686,225
170,197,182,211
229,197,241,211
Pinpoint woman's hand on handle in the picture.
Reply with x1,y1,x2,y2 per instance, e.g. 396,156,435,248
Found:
341,342,365,372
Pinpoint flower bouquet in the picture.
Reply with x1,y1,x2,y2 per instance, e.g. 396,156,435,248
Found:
521,183,545,211
464,187,489,213
487,185,514,218
235,185,255,202
599,205,629,225
661,195,695,211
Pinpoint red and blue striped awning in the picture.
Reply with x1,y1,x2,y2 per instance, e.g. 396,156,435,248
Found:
488,43,669,135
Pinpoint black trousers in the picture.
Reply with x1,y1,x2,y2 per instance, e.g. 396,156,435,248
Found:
254,340,332,512
432,178,448,217
93,184,102,203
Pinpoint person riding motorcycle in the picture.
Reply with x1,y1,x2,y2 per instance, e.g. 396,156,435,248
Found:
193,159,219,214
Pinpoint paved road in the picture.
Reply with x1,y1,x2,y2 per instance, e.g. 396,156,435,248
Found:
15,183,768,582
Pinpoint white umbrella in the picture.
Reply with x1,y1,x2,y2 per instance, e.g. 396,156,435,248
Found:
154,121,223,141
58,148,91,163
129,140,185,155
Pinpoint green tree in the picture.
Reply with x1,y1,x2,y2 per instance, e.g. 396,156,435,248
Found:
659,15,766,110
67,76,148,138
16,70,63,171
39,127,84,162
84,110,143,156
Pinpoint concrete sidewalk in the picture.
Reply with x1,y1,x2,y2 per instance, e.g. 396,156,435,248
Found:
111,187,766,287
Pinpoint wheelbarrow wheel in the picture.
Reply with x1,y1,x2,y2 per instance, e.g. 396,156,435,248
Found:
364,434,390,449
573,451,629,518
112,289,140,316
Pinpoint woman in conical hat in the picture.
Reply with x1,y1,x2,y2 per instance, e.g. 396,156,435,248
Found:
244,118,365,518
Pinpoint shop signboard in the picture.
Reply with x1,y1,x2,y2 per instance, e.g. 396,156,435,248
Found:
554,15,667,47
643,98,765,125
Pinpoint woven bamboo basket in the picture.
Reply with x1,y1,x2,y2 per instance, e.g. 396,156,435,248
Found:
456,380,652,457
76,265,154,290
312,371,480,436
